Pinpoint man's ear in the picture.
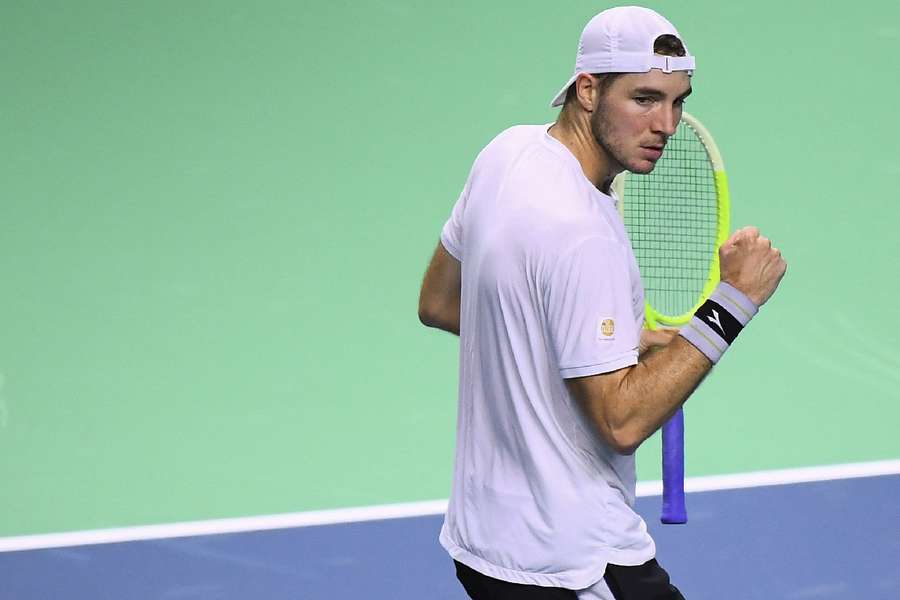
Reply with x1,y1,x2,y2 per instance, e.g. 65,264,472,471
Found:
574,73,597,113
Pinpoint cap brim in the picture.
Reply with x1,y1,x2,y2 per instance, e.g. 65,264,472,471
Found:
549,74,578,108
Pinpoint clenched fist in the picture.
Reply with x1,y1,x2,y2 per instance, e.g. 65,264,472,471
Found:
719,226,787,306
639,327,679,358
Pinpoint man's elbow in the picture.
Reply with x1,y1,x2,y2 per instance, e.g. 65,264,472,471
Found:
567,375,640,455
418,307,437,328
418,295,440,327
598,416,642,455
418,304,445,330
607,428,640,456
587,416,639,455
418,305,459,335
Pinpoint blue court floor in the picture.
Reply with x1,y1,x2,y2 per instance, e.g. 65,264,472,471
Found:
2,474,898,599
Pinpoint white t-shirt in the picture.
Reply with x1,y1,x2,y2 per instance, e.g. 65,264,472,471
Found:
438,123,655,591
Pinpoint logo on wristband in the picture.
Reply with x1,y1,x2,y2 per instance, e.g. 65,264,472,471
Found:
695,300,742,344
707,310,725,335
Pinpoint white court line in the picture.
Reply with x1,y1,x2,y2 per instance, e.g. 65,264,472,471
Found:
2,458,898,553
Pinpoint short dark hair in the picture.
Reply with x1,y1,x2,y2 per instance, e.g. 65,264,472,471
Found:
562,34,687,107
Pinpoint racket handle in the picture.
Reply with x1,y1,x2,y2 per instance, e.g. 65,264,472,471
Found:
661,408,687,524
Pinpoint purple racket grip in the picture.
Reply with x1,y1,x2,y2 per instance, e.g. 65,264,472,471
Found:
661,408,687,524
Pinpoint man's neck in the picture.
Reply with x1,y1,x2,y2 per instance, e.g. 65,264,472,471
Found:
548,110,620,194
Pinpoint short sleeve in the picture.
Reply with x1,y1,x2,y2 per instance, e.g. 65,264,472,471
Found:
440,178,469,262
545,236,639,378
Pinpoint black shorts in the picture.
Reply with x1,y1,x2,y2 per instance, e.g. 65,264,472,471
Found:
454,559,685,600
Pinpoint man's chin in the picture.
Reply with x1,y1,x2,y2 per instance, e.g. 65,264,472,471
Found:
626,160,657,175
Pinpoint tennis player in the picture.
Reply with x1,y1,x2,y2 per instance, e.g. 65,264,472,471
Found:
418,6,787,599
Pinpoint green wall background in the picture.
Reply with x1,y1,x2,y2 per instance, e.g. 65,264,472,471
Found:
2,1,898,538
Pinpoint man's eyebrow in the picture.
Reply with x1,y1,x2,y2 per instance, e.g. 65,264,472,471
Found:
632,86,693,100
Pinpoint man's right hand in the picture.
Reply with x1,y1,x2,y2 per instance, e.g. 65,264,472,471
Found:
718,226,788,306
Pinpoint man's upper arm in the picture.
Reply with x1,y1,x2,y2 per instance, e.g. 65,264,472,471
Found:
418,241,461,327
546,236,639,377
545,235,641,452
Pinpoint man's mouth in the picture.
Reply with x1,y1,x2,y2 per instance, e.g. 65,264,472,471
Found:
640,146,664,160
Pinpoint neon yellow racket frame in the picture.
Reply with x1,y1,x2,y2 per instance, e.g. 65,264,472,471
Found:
612,111,730,329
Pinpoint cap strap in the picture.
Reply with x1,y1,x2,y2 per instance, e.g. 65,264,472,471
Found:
649,55,695,73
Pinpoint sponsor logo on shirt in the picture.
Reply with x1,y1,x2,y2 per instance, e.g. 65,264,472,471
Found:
599,318,615,340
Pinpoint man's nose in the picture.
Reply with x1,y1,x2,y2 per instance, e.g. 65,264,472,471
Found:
653,105,679,137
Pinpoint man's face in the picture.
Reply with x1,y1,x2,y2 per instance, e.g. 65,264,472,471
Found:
589,69,692,175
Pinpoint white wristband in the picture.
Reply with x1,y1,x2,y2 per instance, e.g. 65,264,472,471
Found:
678,282,759,364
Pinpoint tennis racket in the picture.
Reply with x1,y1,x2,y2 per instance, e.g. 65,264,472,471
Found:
612,111,730,524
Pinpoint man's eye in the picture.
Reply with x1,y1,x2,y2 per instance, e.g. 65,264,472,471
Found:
634,97,653,105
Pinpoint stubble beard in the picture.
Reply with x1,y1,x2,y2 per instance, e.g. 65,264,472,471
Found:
589,103,654,176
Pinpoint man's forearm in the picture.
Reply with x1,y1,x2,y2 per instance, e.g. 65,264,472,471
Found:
610,337,712,451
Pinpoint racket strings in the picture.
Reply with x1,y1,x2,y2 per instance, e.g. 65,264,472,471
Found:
624,121,719,317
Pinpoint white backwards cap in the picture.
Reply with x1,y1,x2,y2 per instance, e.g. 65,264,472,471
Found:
549,5,696,108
